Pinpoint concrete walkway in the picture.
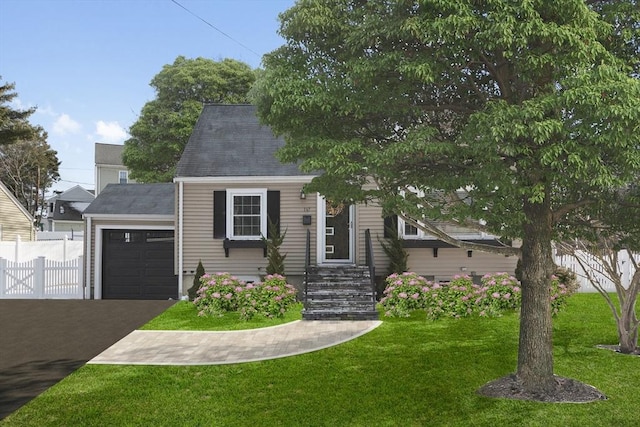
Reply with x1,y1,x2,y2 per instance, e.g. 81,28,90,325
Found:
88,320,382,366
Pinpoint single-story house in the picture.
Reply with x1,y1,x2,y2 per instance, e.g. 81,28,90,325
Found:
0,179,35,241
83,104,518,301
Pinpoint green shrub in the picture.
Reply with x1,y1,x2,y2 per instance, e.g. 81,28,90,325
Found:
379,224,409,275
187,260,205,301
263,219,287,276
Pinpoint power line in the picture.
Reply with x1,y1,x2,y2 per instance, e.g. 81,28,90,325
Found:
170,0,261,58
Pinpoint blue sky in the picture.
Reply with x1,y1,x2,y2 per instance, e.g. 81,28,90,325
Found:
0,0,295,192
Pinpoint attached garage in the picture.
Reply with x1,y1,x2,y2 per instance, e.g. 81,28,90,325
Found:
102,229,177,299
83,183,177,300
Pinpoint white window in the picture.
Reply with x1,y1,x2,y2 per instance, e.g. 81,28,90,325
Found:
119,170,128,184
226,189,267,240
398,217,426,239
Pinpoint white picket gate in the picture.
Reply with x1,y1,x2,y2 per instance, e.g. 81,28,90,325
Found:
555,250,638,293
0,256,84,299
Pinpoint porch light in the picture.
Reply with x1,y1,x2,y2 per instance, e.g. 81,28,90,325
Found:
300,189,306,199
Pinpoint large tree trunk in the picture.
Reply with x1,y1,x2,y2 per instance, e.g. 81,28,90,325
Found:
517,198,556,393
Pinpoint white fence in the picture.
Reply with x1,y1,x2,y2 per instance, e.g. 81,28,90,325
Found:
0,236,84,262
555,250,638,293
0,256,84,299
37,231,84,241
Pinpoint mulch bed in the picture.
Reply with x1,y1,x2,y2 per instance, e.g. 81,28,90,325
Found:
0,299,175,420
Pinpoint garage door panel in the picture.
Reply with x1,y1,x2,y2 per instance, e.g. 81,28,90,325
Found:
102,229,177,300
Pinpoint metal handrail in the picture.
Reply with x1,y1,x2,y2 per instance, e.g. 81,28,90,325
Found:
304,229,310,304
364,229,376,301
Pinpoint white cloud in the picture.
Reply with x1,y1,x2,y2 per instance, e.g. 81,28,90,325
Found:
94,120,128,144
52,113,82,135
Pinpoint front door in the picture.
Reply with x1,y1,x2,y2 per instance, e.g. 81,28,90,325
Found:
319,198,354,264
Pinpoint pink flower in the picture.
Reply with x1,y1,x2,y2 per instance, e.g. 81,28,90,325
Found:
212,292,221,298
503,293,511,300
224,293,233,300
513,286,520,292
411,293,419,299
492,292,500,298
399,292,408,299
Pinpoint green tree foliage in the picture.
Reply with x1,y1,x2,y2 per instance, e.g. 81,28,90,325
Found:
0,77,37,146
0,130,60,224
123,56,256,182
255,0,640,400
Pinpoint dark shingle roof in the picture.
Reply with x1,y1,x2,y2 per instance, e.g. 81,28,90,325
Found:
83,183,174,216
175,104,313,177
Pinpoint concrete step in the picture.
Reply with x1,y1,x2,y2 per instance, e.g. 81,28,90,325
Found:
302,309,379,321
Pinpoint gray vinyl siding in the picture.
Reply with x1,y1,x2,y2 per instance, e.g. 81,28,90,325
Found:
406,248,518,282
180,182,315,283
355,202,390,271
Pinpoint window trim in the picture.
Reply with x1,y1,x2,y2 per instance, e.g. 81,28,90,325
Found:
226,188,268,240
398,217,427,239
118,170,129,184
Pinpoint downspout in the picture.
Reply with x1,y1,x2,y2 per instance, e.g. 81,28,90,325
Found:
84,216,92,299
178,180,184,298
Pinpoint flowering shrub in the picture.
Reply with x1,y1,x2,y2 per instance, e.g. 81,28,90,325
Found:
478,272,522,317
238,274,297,320
194,272,243,317
381,271,576,319
194,272,297,320
380,272,432,317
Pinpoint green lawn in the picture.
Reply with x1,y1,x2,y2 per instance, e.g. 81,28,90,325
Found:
3,294,638,427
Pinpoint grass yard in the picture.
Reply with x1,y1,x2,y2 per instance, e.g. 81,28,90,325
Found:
2,294,638,426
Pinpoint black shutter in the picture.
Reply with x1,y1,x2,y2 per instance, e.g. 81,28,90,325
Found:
383,215,398,238
213,191,226,239
267,190,280,238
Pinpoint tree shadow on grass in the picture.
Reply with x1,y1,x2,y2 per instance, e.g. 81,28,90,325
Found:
0,358,84,420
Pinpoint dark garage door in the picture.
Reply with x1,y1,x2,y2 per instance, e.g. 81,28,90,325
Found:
102,230,178,299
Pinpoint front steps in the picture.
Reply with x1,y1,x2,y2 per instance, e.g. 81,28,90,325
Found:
302,265,379,321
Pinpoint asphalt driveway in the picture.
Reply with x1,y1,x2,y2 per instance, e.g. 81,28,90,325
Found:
0,299,175,419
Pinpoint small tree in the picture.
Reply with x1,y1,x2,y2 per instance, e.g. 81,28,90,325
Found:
564,240,639,355
187,260,205,301
379,223,409,276
263,219,287,276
